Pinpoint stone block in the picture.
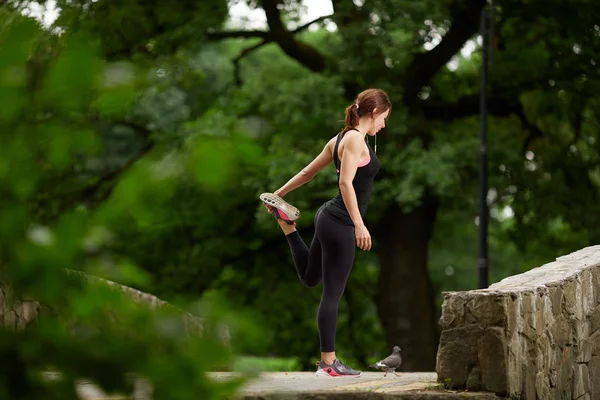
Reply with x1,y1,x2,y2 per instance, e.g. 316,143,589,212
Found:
4,310,16,330
551,314,572,349
540,293,554,331
506,293,521,339
576,338,592,363
521,293,540,341
522,357,536,400
574,321,590,349
466,294,507,327
521,292,535,315
555,346,574,400
549,350,561,387
479,327,508,394
465,365,481,391
535,294,545,334
16,301,39,330
581,269,595,315
523,316,538,342
549,286,563,316
574,275,585,321
592,267,600,305
589,356,600,400
563,278,579,316
21,301,39,322
438,292,466,329
507,336,523,397
590,331,600,356
535,370,551,400
536,332,553,373
573,364,590,400
436,325,482,387
590,305,600,334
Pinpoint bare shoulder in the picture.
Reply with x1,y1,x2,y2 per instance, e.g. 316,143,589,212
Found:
341,129,364,148
325,135,338,148
324,134,339,153
344,129,363,139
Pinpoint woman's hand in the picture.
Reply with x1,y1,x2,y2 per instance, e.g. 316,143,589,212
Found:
354,224,371,251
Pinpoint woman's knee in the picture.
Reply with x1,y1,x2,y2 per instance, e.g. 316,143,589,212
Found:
322,286,345,305
302,276,320,288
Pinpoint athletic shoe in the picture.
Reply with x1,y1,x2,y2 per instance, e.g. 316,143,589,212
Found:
315,359,362,378
259,193,300,224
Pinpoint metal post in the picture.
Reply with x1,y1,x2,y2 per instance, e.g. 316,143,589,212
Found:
478,5,489,289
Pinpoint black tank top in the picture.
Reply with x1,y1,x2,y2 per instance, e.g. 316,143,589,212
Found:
322,130,380,226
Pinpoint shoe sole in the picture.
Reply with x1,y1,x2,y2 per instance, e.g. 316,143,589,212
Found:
259,193,301,221
315,369,362,378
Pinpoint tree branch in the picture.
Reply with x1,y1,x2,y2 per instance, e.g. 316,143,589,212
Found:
207,14,332,42
227,14,334,85
330,0,362,29
206,29,269,40
420,92,520,121
260,0,328,72
294,14,333,33
233,40,269,85
402,0,487,106
420,90,547,155
515,106,544,155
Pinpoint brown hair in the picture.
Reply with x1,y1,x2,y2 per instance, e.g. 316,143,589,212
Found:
342,88,391,134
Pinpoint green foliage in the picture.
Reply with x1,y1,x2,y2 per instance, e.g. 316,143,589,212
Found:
0,12,257,399
51,0,229,59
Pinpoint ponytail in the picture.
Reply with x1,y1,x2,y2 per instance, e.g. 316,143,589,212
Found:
342,103,360,134
340,89,392,135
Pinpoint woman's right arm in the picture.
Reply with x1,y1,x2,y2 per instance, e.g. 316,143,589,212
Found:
275,139,334,197
338,132,371,251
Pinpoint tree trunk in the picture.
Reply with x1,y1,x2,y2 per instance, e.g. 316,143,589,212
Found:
374,193,440,371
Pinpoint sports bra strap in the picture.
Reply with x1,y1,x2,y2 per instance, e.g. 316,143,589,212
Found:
333,129,361,172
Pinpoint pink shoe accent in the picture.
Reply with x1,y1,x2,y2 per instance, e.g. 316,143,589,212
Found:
325,367,342,377
277,209,291,221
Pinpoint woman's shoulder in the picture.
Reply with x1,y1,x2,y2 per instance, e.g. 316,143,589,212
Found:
340,129,363,146
325,129,361,152
342,129,362,139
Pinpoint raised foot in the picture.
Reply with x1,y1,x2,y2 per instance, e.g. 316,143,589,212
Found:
259,193,301,224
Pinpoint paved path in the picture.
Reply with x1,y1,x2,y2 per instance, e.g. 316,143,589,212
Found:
72,372,498,399
214,372,439,395
75,372,439,399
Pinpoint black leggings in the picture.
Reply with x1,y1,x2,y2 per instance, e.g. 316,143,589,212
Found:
285,206,356,352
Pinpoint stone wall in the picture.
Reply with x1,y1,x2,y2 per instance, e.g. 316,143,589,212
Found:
436,245,600,399
0,270,215,339
0,281,41,331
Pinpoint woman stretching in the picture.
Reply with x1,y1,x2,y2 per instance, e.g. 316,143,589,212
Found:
260,88,391,377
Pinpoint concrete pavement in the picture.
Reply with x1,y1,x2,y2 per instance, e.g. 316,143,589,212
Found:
72,371,502,399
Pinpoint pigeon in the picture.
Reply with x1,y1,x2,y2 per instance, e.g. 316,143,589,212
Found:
368,346,402,377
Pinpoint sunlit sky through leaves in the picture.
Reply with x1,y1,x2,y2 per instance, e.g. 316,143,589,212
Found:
20,0,510,223
25,0,477,70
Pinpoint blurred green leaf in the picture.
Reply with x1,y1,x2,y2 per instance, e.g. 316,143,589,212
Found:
42,32,103,113
0,17,38,70
187,137,236,191
0,86,25,123
93,87,137,117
